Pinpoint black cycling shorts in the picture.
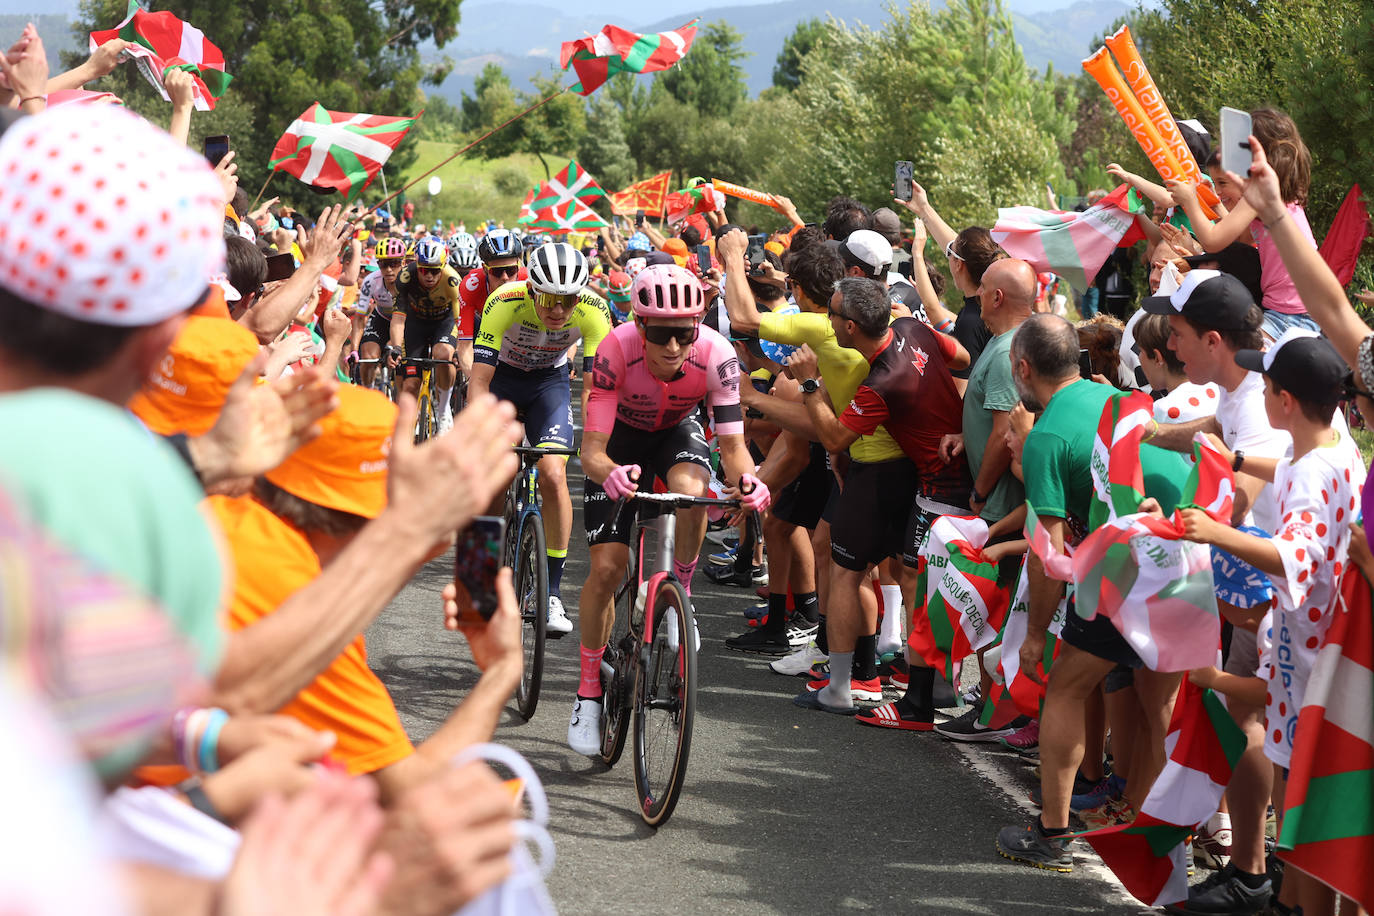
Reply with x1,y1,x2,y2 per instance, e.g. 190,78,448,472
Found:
771,442,831,530
584,418,712,546
400,315,457,378
901,497,971,569
361,311,391,347
490,363,575,450
829,458,919,572
1060,598,1144,670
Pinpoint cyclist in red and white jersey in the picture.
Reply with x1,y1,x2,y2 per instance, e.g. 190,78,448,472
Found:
459,229,528,340
567,263,771,756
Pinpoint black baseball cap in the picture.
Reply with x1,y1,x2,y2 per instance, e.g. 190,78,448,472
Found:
1234,328,1346,407
1140,269,1258,330
1182,243,1263,309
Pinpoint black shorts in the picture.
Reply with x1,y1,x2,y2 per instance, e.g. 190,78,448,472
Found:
901,496,972,568
820,476,842,526
489,363,574,449
1060,598,1143,669
400,315,457,378
771,442,831,530
829,459,918,571
361,311,391,347
584,418,712,546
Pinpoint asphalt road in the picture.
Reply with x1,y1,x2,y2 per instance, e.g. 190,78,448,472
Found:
367,457,1155,916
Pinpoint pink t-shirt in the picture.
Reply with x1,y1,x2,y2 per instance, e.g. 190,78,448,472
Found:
1249,202,1316,315
586,322,744,436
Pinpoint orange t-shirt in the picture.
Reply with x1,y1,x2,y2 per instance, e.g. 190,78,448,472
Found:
208,495,413,775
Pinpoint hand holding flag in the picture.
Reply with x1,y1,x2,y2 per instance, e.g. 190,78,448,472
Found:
90,1,232,111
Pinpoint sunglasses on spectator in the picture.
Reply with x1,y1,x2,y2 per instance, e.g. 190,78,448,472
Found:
944,240,963,262
488,264,521,279
642,324,699,347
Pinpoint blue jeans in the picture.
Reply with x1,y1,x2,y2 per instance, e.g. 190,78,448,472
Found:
1261,308,1319,340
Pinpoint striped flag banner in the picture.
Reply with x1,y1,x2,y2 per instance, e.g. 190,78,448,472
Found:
517,187,537,224
561,21,698,96
989,558,1067,719
909,516,1011,682
609,172,672,217
90,1,232,111
529,160,608,213
1077,681,1247,906
524,197,609,233
269,104,419,200
1279,570,1374,911
991,185,1144,293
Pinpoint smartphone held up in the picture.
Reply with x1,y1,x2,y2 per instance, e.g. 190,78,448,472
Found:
451,516,507,627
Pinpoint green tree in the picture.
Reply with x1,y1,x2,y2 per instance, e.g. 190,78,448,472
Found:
657,21,748,120
69,0,460,207
578,95,634,192
772,18,831,92
460,63,518,136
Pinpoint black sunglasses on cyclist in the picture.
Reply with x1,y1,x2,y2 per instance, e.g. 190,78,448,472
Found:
488,264,521,279
417,266,442,276
641,324,699,347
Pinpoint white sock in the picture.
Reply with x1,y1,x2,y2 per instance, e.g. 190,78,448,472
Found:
878,584,904,656
1206,811,1232,834
819,650,854,708
437,386,453,415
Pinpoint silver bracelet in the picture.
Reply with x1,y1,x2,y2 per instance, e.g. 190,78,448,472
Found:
1358,334,1374,394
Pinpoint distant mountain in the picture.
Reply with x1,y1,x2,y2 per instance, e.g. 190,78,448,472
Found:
426,0,1133,101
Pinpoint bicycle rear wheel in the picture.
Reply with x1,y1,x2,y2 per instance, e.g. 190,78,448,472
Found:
598,567,636,767
514,516,548,721
632,578,696,827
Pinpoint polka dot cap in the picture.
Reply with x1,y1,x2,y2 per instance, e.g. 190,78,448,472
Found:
0,105,226,327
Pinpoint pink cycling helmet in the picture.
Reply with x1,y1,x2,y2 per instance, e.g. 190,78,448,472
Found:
630,263,705,318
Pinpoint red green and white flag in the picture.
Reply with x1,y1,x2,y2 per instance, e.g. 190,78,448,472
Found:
517,188,537,224
560,21,698,96
524,198,609,233
909,516,1012,682
90,1,232,111
529,160,608,212
269,104,419,200
1077,680,1247,906
666,177,726,225
987,558,1067,719
991,185,1146,294
1279,570,1374,911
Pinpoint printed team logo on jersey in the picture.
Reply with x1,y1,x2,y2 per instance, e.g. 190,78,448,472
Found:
592,353,617,389
716,356,740,389
909,346,929,373
848,400,863,415
160,355,175,377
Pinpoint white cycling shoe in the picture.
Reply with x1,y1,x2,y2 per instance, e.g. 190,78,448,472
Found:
663,605,700,654
546,595,573,636
567,697,603,756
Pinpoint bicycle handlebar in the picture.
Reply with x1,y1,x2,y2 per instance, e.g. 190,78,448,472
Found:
620,491,742,509
513,445,580,459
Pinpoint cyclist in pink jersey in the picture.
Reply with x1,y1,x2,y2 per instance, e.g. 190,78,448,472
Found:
567,264,772,756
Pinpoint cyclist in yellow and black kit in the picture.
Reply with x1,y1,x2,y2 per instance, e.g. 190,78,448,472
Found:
469,242,612,636
387,237,463,433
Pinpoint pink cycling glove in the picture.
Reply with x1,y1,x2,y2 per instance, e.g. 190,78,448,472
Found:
738,473,771,513
603,464,642,500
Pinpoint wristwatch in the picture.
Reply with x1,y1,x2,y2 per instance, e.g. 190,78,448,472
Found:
970,488,986,505
1232,450,1246,472
800,378,821,394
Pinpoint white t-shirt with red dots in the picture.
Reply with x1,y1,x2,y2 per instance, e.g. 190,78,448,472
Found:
1152,381,1219,424
1260,442,1362,767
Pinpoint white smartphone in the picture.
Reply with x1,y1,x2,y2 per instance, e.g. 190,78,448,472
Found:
1218,107,1253,177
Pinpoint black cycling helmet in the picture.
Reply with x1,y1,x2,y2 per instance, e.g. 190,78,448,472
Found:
477,229,523,264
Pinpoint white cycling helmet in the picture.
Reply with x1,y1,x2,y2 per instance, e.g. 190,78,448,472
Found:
448,231,479,271
527,242,589,296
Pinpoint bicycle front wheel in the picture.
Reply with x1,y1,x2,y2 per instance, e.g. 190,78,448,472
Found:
598,566,636,767
514,516,548,721
415,388,436,443
632,578,696,827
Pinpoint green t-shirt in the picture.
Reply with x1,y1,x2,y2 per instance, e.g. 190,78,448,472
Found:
0,389,225,677
757,310,904,463
1023,379,1188,529
963,328,1023,523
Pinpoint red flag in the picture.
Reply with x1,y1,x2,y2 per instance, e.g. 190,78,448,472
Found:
1319,185,1369,286
609,172,672,217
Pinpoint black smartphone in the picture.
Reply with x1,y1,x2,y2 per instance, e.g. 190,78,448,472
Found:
694,243,712,275
203,134,230,168
1078,348,1094,380
745,234,768,273
264,252,296,282
894,160,915,202
452,516,506,624
635,209,646,227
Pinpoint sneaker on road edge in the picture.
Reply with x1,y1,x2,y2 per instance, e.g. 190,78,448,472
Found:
1192,822,1232,871
724,627,789,655
805,676,883,703
877,653,909,688
855,700,934,731
1161,863,1271,915
999,719,1040,756
786,620,818,647
935,705,1025,742
770,641,826,676
995,823,1073,873
1070,773,1124,814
